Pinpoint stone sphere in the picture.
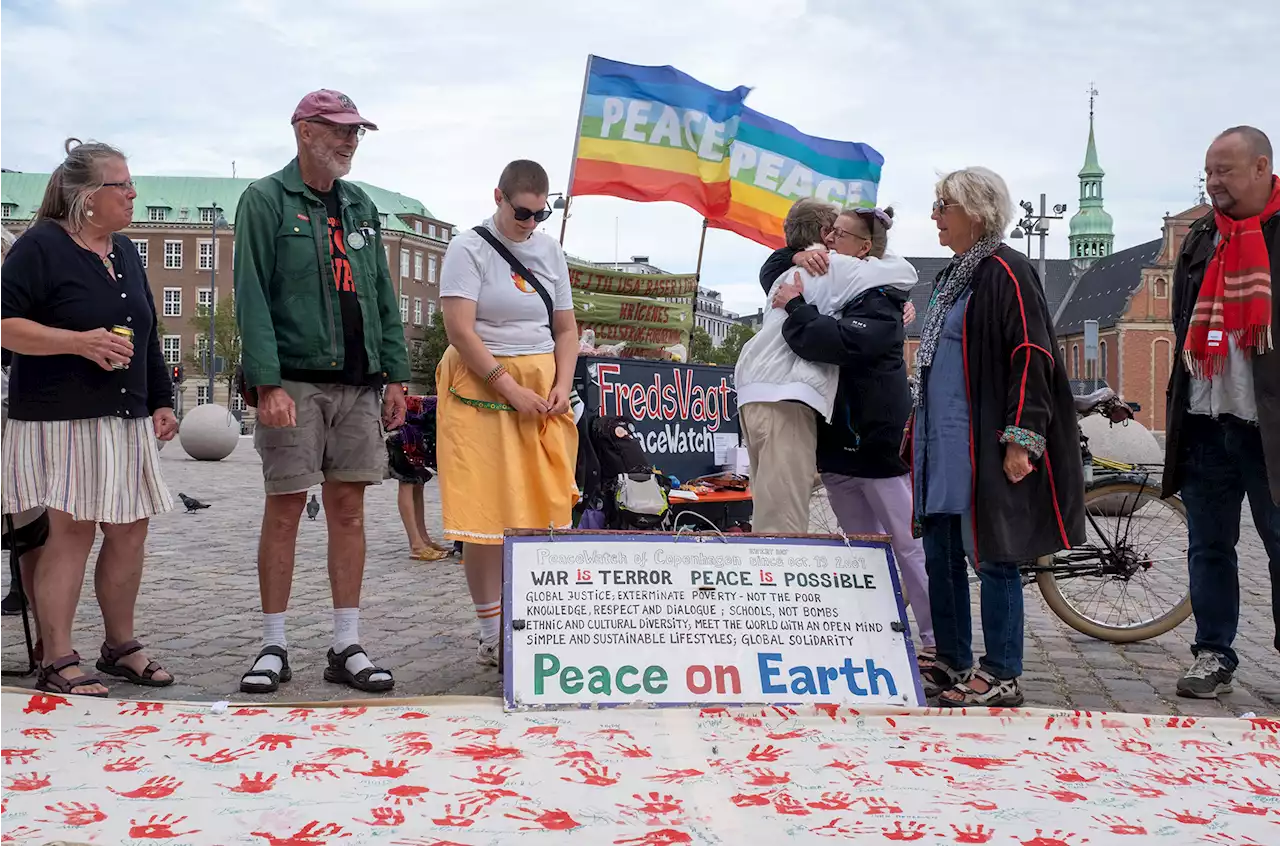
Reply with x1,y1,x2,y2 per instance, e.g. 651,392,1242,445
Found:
179,403,240,461
1080,415,1164,465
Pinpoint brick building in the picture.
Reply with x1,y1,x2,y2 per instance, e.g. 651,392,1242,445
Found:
2,172,452,415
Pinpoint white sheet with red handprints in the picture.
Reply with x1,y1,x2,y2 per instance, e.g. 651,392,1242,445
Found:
2,691,1277,845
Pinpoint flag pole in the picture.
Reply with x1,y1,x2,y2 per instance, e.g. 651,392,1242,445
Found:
694,218,709,280
559,54,594,246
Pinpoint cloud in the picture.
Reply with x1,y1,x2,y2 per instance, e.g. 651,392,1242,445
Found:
3,0,1275,315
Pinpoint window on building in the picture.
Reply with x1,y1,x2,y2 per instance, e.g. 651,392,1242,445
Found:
400,249,410,278
379,214,388,228
1072,345,1080,379
1,203,15,218
399,295,409,323
197,289,214,314
132,239,148,268
230,393,245,412
198,240,216,271
413,252,423,281
149,207,168,222
199,207,217,224
178,207,189,221
429,224,438,239
384,245,390,269
1059,344,1066,363
414,220,423,234
428,254,438,284
162,335,182,364
441,228,450,243
1099,340,1108,381
413,297,423,326
1153,277,1168,299
163,288,182,317
164,240,182,269
195,334,209,368
196,384,209,406
427,300,437,321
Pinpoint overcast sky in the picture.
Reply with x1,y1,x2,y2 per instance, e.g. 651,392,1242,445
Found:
3,0,1276,315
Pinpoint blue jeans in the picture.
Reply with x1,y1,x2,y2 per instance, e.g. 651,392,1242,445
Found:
1179,414,1280,669
922,514,1025,679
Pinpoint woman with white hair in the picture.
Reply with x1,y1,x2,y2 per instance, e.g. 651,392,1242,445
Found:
910,166,1084,707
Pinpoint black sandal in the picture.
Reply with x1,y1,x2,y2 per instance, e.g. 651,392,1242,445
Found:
324,644,394,693
38,652,109,698
240,645,291,694
921,660,970,698
97,640,174,687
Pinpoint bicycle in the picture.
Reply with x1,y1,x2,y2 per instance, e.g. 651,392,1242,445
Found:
1028,387,1191,642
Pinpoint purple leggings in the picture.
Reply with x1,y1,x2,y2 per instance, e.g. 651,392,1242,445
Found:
822,472,935,649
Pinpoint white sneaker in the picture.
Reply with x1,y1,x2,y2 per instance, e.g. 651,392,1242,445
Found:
477,636,500,667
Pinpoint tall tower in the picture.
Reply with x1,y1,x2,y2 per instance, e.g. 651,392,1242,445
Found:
1068,84,1115,269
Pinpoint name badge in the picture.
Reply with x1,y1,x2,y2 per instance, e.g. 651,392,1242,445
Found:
347,231,366,250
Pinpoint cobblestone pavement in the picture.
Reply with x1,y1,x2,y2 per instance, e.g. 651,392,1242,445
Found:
3,437,1277,716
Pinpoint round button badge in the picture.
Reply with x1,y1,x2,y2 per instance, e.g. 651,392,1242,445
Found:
347,231,366,250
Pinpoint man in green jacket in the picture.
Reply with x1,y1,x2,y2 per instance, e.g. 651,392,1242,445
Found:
234,89,409,694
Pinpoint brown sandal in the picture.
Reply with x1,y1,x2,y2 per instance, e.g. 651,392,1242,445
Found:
96,639,174,687
38,652,109,697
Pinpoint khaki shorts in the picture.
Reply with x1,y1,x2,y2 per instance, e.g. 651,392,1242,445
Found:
254,380,385,495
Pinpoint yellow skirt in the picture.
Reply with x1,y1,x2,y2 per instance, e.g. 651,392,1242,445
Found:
436,346,579,545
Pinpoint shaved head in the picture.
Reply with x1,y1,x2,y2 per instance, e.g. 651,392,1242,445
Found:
1217,125,1273,164
1206,126,1274,219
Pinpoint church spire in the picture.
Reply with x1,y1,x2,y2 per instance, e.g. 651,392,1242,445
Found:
1069,82,1114,268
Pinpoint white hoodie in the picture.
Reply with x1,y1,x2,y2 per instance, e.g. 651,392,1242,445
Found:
735,247,919,422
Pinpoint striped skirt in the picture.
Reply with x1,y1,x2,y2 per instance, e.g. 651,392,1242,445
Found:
2,416,173,524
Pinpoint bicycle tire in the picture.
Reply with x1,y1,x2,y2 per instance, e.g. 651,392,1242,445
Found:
1035,479,1192,643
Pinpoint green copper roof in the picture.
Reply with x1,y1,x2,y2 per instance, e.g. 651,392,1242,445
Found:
1,171,439,235
1078,117,1105,179
1069,112,1114,242
1069,206,1114,237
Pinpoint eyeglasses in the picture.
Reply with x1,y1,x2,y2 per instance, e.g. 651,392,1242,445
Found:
831,226,868,242
306,120,366,140
504,193,553,223
101,180,136,191
932,199,962,214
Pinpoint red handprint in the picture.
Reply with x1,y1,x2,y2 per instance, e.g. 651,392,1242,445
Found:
106,724,161,739
451,741,523,761
613,830,693,846
646,767,704,784
881,820,930,841
1115,738,1153,755
1180,738,1226,752
1156,808,1214,825
454,765,517,785
772,791,811,816
191,747,256,764
129,814,198,839
886,759,946,777
504,807,581,831
393,710,431,720
219,772,278,794
806,790,855,811
825,757,865,773
810,817,873,837
109,775,182,799
23,693,70,714
859,797,903,815
1049,736,1090,752
1,825,42,842
291,762,340,781
523,724,559,736
561,760,619,786
332,706,367,720
1017,831,1086,846
354,807,405,827
613,742,653,758
390,732,434,756
730,791,774,807
1245,751,1280,768
170,712,205,724
310,723,346,736
957,732,1001,743
169,732,215,748
555,749,597,765
5,773,50,792
251,821,351,845
1025,785,1087,803
253,733,307,751
1,748,39,765
941,797,1000,812
744,767,791,787
432,804,484,827
104,755,146,772
452,726,502,740
20,728,54,740
1237,777,1280,797
699,706,729,717
1091,815,1145,835
768,728,816,740
385,785,431,805
119,701,164,716
1019,750,1066,764
746,743,789,762
1050,768,1099,784
947,823,996,843
1198,755,1246,770
951,756,1014,770
618,792,683,818
37,801,106,826
1105,780,1166,799
1248,717,1280,733
456,787,530,810
284,708,316,722
347,759,416,778
315,746,368,761
233,707,269,716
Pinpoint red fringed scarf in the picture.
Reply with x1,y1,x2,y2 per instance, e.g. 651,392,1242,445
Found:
1184,176,1280,378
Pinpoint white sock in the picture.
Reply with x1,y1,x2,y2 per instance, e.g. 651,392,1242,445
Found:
476,601,502,642
333,607,390,683
245,612,286,683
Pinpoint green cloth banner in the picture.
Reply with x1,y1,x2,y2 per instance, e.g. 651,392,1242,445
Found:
568,263,699,298
573,290,693,354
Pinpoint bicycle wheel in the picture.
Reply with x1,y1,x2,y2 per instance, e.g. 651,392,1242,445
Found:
1035,479,1192,642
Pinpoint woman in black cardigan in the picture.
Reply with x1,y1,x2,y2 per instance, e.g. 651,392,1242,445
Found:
911,166,1085,706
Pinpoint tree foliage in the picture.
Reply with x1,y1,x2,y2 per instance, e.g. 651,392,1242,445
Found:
409,309,450,394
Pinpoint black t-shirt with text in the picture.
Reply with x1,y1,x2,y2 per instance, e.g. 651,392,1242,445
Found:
280,187,372,386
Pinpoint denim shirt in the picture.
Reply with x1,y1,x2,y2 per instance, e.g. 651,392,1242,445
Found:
914,290,973,517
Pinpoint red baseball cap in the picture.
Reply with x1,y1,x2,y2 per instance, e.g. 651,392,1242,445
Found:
290,89,378,130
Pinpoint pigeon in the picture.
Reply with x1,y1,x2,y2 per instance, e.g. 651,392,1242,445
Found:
306,494,321,521
178,493,211,513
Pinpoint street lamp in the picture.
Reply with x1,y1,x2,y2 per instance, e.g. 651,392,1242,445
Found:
1010,194,1067,284
207,205,229,405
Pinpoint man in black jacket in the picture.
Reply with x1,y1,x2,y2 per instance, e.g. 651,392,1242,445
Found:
1162,125,1280,699
765,208,934,659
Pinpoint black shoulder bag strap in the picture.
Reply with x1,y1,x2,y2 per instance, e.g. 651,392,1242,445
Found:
472,226,555,329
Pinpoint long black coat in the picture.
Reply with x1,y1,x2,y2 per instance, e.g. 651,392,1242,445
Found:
910,245,1086,563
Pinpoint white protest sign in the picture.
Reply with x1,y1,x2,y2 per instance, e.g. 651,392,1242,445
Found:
502,534,924,710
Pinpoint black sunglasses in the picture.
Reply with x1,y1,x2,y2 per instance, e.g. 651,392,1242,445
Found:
504,193,553,223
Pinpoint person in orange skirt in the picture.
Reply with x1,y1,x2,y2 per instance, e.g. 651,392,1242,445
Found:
436,160,579,665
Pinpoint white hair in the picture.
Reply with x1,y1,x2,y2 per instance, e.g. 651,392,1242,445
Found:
936,167,1013,238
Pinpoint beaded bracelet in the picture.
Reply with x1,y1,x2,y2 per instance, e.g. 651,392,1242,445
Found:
484,364,508,384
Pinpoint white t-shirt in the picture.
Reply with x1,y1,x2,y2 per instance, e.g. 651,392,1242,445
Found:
439,217,574,356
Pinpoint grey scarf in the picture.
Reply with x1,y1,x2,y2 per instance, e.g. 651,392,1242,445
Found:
912,234,1003,406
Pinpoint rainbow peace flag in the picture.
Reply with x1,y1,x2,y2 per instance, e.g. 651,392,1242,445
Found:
568,56,883,249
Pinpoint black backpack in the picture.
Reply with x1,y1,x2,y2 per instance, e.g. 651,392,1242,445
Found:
587,416,669,530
